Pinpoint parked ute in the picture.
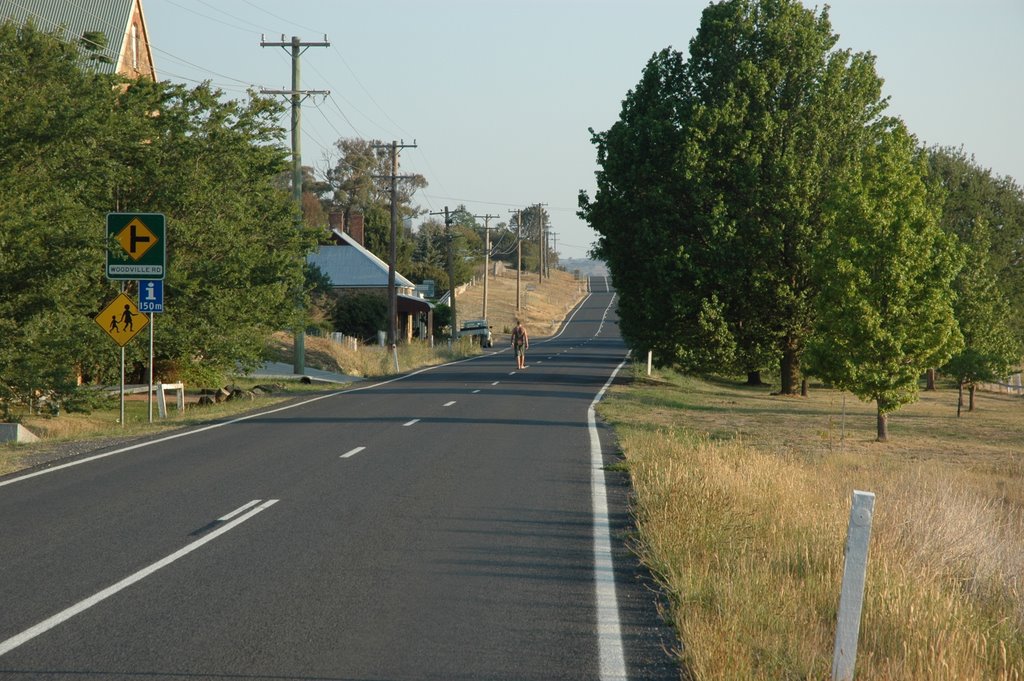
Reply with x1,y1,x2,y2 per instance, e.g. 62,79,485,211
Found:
459,319,493,347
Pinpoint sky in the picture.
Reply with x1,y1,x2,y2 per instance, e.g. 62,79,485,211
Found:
136,0,1024,260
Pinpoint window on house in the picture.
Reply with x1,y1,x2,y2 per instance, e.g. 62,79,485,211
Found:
131,23,138,69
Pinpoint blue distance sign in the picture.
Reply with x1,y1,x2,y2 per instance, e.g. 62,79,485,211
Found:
138,280,164,313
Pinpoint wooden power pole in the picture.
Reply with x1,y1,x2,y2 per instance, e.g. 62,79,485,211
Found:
475,213,499,319
373,140,416,349
259,34,329,374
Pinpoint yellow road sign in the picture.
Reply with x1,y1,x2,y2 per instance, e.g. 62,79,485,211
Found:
115,218,158,261
94,292,149,347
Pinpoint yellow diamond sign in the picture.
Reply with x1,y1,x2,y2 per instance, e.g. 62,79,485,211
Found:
115,218,158,261
95,292,149,347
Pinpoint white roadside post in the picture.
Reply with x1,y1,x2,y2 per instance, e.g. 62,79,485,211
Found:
832,490,876,681
647,350,653,376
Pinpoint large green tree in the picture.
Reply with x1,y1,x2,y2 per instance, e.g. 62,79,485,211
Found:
0,21,316,408
581,0,888,391
0,20,117,409
805,122,963,441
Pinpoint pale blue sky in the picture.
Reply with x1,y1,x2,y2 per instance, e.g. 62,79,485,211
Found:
141,0,1023,259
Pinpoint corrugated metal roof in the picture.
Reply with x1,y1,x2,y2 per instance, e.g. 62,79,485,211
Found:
308,230,416,290
0,0,133,74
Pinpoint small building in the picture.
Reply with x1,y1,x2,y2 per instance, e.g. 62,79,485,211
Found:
1,0,157,80
309,213,433,342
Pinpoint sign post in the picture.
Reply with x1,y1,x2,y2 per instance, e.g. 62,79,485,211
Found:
104,213,164,427
138,281,164,422
94,292,149,427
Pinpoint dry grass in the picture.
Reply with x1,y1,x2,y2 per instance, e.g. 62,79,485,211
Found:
456,267,589,341
0,379,324,477
265,333,482,378
600,367,1024,680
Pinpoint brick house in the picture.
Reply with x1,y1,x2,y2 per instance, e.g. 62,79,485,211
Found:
1,0,157,80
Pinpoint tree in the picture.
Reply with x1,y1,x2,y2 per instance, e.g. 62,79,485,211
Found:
580,49,700,370
0,20,130,408
927,147,1024,336
942,219,1021,415
805,121,963,441
0,22,318,406
581,0,888,391
332,292,387,341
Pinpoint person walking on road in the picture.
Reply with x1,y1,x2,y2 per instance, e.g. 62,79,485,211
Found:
512,319,529,369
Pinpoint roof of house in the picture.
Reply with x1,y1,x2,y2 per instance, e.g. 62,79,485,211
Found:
0,0,149,77
308,229,416,290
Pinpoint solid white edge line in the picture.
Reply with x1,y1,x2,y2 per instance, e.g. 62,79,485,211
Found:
340,446,366,459
217,498,261,522
0,499,279,659
590,357,630,681
589,290,629,680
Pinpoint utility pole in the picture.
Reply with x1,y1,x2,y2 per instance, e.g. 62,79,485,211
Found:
373,140,417,351
536,203,548,283
550,231,559,273
510,208,523,313
260,34,329,375
474,214,499,319
429,207,457,339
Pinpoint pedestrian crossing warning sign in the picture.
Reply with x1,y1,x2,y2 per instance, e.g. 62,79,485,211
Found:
95,292,149,346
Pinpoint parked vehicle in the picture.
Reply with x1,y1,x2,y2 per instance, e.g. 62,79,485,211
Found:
459,319,493,347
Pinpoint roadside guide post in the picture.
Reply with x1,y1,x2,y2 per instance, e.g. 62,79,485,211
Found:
832,490,876,681
103,213,165,427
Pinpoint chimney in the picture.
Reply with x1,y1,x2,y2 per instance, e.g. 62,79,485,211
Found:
328,211,344,231
326,211,345,244
347,211,365,246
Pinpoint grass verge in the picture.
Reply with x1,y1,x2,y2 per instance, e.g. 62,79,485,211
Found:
599,366,1024,680
0,378,326,477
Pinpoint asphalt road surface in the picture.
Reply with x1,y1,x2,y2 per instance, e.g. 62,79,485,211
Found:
0,278,678,681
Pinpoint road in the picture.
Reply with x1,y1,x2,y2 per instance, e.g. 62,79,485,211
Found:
0,279,677,680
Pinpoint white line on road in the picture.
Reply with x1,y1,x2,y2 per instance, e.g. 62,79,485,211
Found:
0,499,279,659
472,389,481,394
589,337,628,679
217,499,262,522
509,372,516,376
443,401,456,407
340,446,366,459
403,419,420,427
491,381,499,386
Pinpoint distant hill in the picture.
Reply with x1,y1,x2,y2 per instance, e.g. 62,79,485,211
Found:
560,258,609,278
